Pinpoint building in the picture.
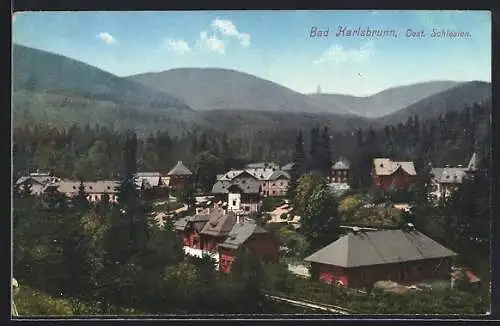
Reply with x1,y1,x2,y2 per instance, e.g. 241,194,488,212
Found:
45,180,120,203
260,170,290,197
304,226,457,288
372,158,417,190
429,153,478,202
135,172,169,197
15,172,60,196
218,219,280,273
167,161,193,188
330,158,350,183
212,177,262,214
217,166,290,198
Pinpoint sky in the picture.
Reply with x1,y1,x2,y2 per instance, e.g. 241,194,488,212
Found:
12,10,491,96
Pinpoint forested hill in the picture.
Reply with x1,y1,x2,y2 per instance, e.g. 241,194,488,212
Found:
307,81,462,118
379,81,491,125
13,100,491,184
13,44,191,111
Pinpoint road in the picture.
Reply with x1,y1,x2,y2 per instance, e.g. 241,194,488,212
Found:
264,294,354,315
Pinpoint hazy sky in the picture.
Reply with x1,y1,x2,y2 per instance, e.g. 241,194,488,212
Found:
13,10,491,96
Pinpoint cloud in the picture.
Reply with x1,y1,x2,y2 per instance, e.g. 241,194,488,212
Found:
314,42,375,65
164,38,191,54
98,32,116,44
196,31,225,54
210,18,251,47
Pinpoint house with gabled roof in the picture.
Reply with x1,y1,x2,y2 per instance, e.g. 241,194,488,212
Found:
212,178,262,214
372,158,417,190
429,153,479,202
218,219,279,273
167,161,193,188
330,157,350,184
304,225,457,288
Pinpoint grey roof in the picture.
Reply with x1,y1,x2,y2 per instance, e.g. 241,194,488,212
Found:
174,210,211,231
173,217,189,231
281,162,295,171
332,158,350,170
135,172,162,187
51,180,119,195
218,221,269,250
168,161,192,176
200,209,237,237
304,229,457,268
211,179,262,194
431,167,469,184
246,162,280,169
15,175,55,185
216,174,225,180
267,170,290,181
467,153,478,171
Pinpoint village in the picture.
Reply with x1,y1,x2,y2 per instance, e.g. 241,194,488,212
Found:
14,152,483,297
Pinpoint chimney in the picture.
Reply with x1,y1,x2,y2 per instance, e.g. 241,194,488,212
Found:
207,207,211,214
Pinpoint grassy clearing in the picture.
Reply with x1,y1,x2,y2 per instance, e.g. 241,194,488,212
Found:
14,285,144,316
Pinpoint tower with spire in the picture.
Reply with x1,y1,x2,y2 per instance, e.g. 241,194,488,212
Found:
316,84,322,94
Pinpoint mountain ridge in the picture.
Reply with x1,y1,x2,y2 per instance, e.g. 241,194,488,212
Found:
13,44,192,112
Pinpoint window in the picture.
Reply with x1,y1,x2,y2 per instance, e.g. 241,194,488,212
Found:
272,190,276,195
232,200,237,206
245,206,250,211
280,182,283,186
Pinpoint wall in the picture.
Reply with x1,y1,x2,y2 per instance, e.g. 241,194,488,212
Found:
228,192,241,211
169,175,191,188
330,169,349,183
262,178,289,197
313,258,453,288
201,235,224,252
219,248,236,273
311,263,349,286
245,233,280,262
373,169,417,190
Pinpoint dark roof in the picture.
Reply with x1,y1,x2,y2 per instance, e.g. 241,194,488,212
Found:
211,179,261,194
304,229,457,268
200,209,237,237
218,221,269,250
168,161,192,176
